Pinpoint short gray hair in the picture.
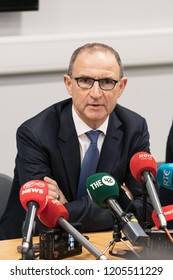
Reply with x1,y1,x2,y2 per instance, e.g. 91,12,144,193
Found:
67,42,124,79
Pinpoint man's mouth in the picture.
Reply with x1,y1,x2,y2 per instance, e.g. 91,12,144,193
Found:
88,104,103,107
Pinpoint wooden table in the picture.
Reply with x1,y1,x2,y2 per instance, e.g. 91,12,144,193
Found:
0,231,141,260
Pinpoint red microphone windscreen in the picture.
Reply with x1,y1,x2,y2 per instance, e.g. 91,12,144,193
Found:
38,198,69,228
130,152,157,182
152,205,173,229
19,180,48,214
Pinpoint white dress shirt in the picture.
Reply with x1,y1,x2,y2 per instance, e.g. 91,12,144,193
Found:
72,106,109,165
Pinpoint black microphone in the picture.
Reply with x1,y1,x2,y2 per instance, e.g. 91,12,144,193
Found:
19,180,48,258
86,173,148,245
38,198,108,260
130,152,167,228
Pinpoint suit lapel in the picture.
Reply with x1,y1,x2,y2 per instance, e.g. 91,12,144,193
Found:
57,103,123,198
58,103,80,199
98,112,123,173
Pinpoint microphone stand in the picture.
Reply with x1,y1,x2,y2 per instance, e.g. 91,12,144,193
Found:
58,217,107,260
142,184,148,230
141,172,157,230
21,235,35,260
102,219,141,259
21,205,37,260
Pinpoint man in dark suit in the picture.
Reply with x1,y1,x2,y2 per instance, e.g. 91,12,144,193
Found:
159,120,173,228
166,120,173,163
0,43,154,239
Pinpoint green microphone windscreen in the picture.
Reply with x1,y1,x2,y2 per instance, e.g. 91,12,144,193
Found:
86,173,119,208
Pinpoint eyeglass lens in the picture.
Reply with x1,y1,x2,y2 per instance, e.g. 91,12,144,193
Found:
76,77,118,90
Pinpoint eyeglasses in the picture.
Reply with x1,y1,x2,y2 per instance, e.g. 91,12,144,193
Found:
71,76,119,91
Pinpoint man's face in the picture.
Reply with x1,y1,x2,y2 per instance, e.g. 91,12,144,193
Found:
64,50,128,129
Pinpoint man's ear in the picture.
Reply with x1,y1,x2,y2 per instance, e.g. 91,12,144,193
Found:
64,74,72,96
117,77,128,98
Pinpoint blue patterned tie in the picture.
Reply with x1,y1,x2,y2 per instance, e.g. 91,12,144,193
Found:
77,130,101,198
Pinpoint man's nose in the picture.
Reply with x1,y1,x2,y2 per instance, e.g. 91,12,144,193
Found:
90,81,102,97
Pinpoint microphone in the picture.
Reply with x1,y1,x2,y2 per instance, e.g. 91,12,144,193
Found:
19,180,48,255
156,163,173,229
38,198,107,260
129,152,167,228
156,163,173,191
86,173,148,245
152,205,173,229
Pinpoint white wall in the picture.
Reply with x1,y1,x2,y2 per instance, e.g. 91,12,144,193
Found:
0,0,173,176
120,65,173,162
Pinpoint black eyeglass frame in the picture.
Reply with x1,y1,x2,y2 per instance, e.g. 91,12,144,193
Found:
70,76,120,91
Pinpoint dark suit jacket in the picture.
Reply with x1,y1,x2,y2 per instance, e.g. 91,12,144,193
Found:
0,98,154,239
166,120,173,163
159,119,173,228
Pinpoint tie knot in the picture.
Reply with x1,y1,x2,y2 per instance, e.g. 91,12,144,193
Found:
85,130,101,144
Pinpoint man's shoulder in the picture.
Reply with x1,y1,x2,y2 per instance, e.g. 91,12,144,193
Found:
20,98,72,128
114,103,146,122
